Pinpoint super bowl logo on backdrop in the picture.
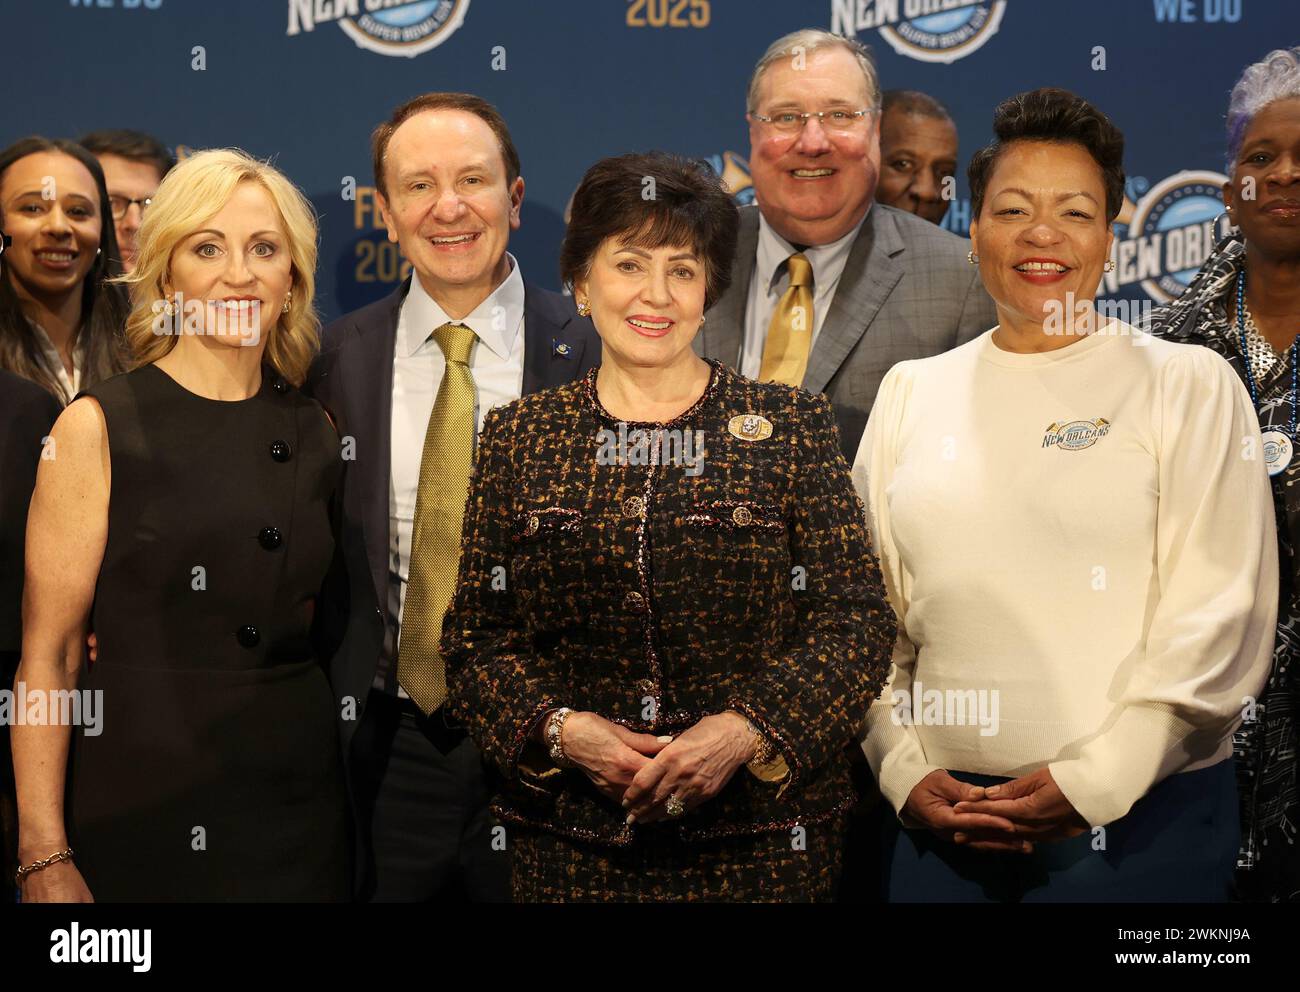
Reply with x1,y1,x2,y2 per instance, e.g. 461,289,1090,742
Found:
1101,171,1231,304
286,0,470,58
831,1,1006,64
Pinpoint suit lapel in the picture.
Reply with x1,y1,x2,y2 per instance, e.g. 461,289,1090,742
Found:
702,206,758,367
522,284,588,395
803,207,905,395
345,280,406,614
346,281,577,610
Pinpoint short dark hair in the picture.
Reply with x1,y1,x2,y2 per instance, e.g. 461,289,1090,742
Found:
371,92,521,198
967,88,1125,223
78,128,175,179
881,89,954,126
560,152,739,311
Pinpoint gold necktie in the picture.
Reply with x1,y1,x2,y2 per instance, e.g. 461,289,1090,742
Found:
397,322,477,715
759,253,814,386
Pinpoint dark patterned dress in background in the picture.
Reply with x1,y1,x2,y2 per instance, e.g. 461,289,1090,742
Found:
1146,235,1300,902
442,359,895,901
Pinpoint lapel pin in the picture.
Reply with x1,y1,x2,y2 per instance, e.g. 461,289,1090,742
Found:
728,414,773,441
553,339,572,358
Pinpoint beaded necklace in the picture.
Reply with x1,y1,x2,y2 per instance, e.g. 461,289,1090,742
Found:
1236,269,1299,437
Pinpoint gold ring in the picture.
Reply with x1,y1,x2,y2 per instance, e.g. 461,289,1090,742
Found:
665,794,685,817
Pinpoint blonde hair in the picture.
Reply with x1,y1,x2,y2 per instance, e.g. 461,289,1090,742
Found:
115,148,320,386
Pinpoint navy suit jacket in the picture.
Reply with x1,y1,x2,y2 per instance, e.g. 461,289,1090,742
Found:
304,277,600,757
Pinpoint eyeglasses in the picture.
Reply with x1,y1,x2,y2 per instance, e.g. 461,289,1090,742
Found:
108,195,152,220
749,108,875,135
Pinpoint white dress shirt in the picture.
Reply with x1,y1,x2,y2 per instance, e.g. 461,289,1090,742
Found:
739,211,867,380
378,254,527,694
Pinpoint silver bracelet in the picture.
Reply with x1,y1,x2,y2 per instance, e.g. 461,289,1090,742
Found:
545,707,575,768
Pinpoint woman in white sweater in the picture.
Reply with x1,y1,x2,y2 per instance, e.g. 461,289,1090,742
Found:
852,88,1279,902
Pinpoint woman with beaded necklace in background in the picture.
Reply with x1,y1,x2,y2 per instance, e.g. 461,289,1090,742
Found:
1146,47,1300,902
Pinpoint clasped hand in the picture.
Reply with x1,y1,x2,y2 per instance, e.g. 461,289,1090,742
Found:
904,767,1089,853
557,710,756,824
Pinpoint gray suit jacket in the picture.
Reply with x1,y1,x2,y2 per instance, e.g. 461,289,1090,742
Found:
698,203,997,460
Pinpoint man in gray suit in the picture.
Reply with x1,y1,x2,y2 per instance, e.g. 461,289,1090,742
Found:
699,28,996,459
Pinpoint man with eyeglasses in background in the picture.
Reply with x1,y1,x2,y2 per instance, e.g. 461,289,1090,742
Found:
79,129,175,274
698,29,995,462
695,28,996,904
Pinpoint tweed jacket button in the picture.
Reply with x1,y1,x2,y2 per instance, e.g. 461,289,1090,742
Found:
525,514,540,537
623,590,645,612
269,440,292,462
732,505,753,526
622,496,644,519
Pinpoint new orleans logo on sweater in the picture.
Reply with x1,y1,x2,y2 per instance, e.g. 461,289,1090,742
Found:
1042,419,1111,451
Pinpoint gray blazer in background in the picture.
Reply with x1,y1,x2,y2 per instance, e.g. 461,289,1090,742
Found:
698,202,998,460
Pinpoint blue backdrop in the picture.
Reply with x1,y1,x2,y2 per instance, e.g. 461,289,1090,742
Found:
3,0,1290,320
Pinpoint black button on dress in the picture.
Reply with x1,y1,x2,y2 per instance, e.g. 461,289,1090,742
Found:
65,363,348,902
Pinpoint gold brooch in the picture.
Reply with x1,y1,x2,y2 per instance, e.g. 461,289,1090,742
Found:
727,414,773,441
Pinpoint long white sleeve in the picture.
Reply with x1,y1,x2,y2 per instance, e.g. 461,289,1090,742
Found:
851,363,942,818
1048,347,1277,826
846,325,1279,829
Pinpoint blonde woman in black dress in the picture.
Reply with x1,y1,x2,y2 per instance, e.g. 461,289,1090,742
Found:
13,149,348,901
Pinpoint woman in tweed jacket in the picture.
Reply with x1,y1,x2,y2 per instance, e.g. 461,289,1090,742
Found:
441,152,894,901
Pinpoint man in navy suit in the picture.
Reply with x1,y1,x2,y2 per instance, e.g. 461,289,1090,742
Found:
306,93,599,902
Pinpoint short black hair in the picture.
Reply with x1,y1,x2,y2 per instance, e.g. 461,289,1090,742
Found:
561,152,739,311
967,88,1125,223
882,89,954,125
78,128,175,179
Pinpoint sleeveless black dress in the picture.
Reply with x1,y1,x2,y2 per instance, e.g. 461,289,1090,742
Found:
66,363,349,901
